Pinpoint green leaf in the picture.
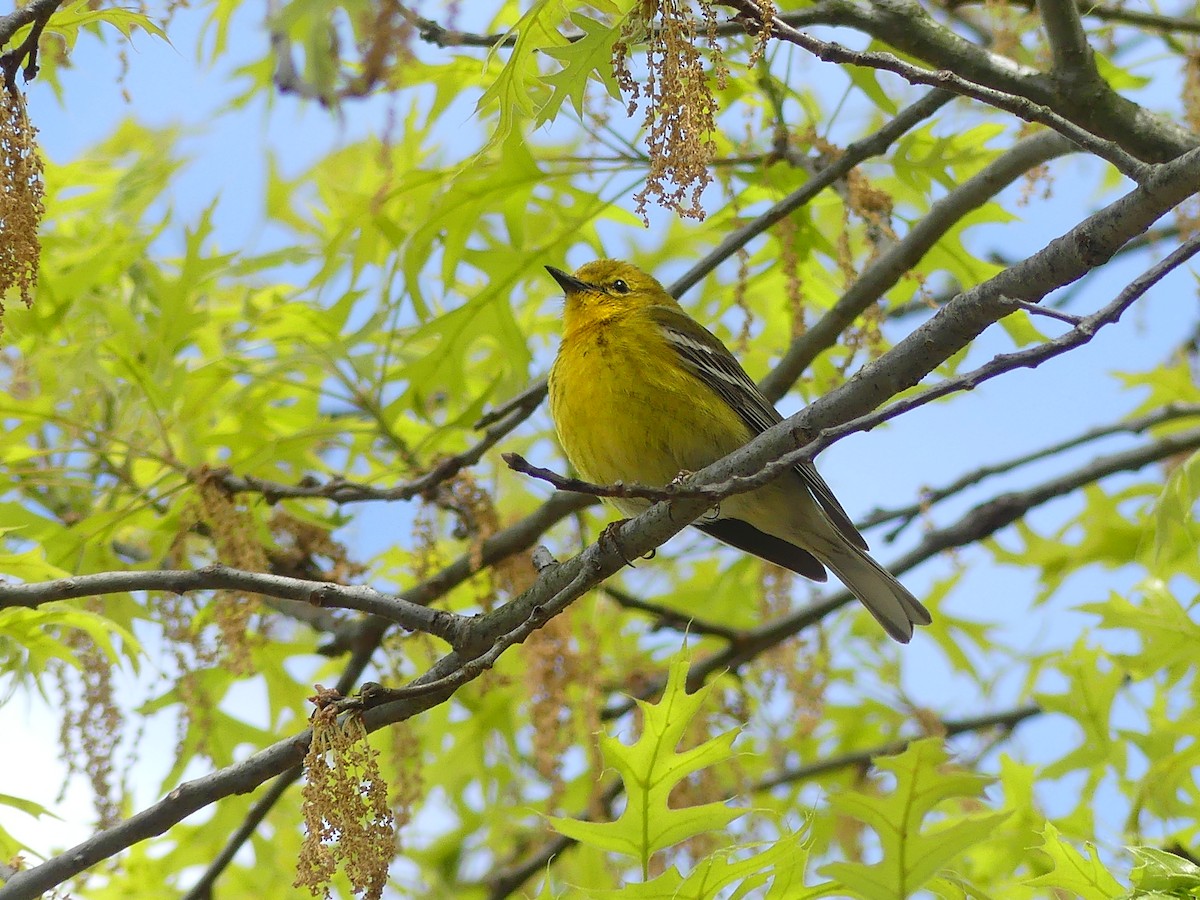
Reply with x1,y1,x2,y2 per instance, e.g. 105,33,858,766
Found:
588,828,828,899
1149,450,1200,575
548,648,745,876
1079,584,1200,682
0,793,59,820
1026,824,1123,898
821,738,1010,898
1127,846,1200,894
1036,641,1125,779
538,12,626,124
476,0,570,150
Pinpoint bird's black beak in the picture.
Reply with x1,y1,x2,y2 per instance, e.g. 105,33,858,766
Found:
545,265,591,295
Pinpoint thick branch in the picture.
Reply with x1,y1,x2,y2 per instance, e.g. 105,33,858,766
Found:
1036,0,1098,77
754,0,1196,162
761,130,1075,399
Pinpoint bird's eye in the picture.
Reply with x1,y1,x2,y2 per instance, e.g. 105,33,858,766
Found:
611,279,630,294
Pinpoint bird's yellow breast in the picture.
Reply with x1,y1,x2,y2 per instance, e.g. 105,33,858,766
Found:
548,316,752,495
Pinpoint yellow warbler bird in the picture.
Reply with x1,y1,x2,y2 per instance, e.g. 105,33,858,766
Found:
545,259,931,643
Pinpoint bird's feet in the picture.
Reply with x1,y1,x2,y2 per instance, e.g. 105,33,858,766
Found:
599,519,657,565
599,518,633,565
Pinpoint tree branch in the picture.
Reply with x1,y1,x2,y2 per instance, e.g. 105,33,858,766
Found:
600,585,745,641
939,0,1200,37
1036,0,1098,78
213,377,542,505
756,0,1196,163
672,88,956,296
751,703,1043,791
861,401,1200,535
0,0,63,90
725,0,1151,181
0,564,467,645
396,2,509,49
761,130,1075,399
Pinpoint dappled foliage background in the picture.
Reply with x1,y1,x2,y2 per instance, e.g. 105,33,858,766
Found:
1,0,1200,897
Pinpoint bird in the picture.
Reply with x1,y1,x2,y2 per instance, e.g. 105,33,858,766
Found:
544,259,931,643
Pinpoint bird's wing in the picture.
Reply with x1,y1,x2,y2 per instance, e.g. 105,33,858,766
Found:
649,305,870,552
695,518,828,581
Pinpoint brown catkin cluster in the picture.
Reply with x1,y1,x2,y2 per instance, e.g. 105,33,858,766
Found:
1185,51,1200,134
1178,52,1200,240
387,721,424,844
846,167,896,242
0,88,44,331
776,216,807,338
1018,161,1054,206
351,0,416,95
614,0,724,221
980,0,1021,59
269,509,367,583
55,602,124,829
192,467,270,573
191,467,270,673
296,694,395,900
523,610,581,803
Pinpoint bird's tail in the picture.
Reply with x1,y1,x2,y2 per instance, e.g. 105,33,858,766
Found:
816,541,931,643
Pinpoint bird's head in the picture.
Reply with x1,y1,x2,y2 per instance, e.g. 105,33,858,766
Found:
545,259,675,333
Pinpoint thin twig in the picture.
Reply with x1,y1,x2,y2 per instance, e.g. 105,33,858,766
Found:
601,585,745,641
861,401,1200,534
671,89,955,297
751,703,1042,791
215,380,542,504
724,0,1150,182
1006,297,1084,324
0,0,63,90
0,564,467,644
